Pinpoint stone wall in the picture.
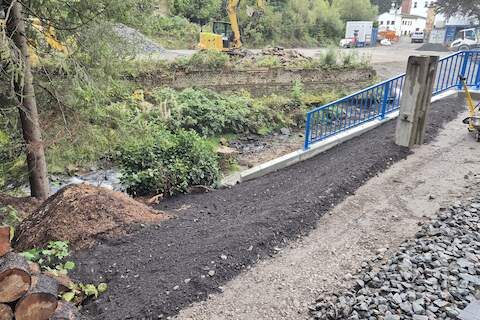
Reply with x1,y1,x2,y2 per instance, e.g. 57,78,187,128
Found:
137,67,376,96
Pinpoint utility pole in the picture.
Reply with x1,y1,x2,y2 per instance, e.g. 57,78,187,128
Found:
395,55,439,148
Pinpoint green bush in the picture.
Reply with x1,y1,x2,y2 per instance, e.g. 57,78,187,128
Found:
321,47,338,67
255,56,281,68
115,128,219,196
170,50,230,71
291,80,304,106
142,16,200,49
151,87,258,136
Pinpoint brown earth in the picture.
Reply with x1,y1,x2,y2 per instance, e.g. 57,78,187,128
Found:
14,184,171,251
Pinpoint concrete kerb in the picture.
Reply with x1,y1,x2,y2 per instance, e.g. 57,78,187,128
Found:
220,89,461,187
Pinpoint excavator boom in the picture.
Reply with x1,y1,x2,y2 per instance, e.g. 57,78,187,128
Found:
199,0,266,51
226,0,266,49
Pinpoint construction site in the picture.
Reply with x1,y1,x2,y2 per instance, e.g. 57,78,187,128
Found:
1,0,480,320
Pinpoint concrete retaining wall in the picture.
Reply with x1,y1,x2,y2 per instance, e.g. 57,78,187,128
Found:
137,67,376,96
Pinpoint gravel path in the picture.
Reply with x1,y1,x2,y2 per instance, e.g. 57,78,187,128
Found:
73,96,465,320
173,101,480,320
311,189,480,319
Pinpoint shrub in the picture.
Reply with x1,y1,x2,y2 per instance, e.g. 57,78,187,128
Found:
151,87,255,136
143,16,200,49
170,50,230,71
115,128,219,196
255,56,281,68
291,80,304,106
321,47,338,67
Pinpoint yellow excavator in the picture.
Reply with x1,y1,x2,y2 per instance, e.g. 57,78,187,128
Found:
198,0,266,51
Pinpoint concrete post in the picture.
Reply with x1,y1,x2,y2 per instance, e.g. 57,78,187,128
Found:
395,56,439,148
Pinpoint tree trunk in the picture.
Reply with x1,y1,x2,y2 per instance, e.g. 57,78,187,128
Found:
0,252,31,303
15,274,58,320
0,304,13,320
4,0,49,200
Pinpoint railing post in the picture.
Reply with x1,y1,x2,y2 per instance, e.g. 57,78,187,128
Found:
458,52,470,90
475,54,480,89
396,56,439,148
380,81,391,119
304,112,311,150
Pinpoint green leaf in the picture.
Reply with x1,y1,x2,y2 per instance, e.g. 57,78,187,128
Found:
62,291,75,302
97,283,108,294
64,261,76,271
83,284,99,298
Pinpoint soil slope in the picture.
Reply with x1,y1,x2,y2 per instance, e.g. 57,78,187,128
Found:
73,96,464,320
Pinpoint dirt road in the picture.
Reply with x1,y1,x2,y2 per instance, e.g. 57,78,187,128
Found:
73,96,466,320
163,41,451,79
175,105,480,320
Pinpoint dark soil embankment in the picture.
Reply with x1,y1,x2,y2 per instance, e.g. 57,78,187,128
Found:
73,96,465,320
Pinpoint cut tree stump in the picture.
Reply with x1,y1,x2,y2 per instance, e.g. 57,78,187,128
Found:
50,301,80,320
0,226,11,257
15,274,58,320
0,304,13,320
0,252,31,303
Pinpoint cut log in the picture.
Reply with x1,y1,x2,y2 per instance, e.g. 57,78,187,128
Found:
50,301,80,320
0,226,10,257
0,304,13,320
0,252,31,303
15,274,58,320
45,271,74,293
27,261,41,275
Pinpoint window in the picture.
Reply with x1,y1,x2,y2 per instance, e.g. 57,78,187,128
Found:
380,21,384,25
387,21,390,25
424,1,428,7
414,2,418,8
391,20,395,25
465,30,476,41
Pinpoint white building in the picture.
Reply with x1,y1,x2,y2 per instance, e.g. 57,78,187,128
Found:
377,3,428,36
378,6,403,36
401,14,427,35
407,0,437,18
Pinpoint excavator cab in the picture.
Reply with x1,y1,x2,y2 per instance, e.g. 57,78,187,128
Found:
199,22,233,51
213,21,234,49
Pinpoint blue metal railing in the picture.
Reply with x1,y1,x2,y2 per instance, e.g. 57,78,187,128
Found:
304,50,480,150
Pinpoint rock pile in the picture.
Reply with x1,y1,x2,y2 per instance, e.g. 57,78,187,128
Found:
310,199,480,319
240,47,312,67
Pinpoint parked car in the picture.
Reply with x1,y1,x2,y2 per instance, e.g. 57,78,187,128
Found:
411,31,425,43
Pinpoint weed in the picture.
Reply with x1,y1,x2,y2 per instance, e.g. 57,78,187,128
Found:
255,56,281,68
21,241,76,275
291,80,304,106
321,47,338,67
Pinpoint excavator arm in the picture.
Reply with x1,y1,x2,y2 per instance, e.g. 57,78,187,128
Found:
226,0,266,49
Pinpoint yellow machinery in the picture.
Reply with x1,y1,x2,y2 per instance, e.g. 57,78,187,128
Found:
460,76,480,141
198,0,266,51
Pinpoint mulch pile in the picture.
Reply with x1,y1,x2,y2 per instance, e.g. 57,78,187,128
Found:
14,184,171,251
